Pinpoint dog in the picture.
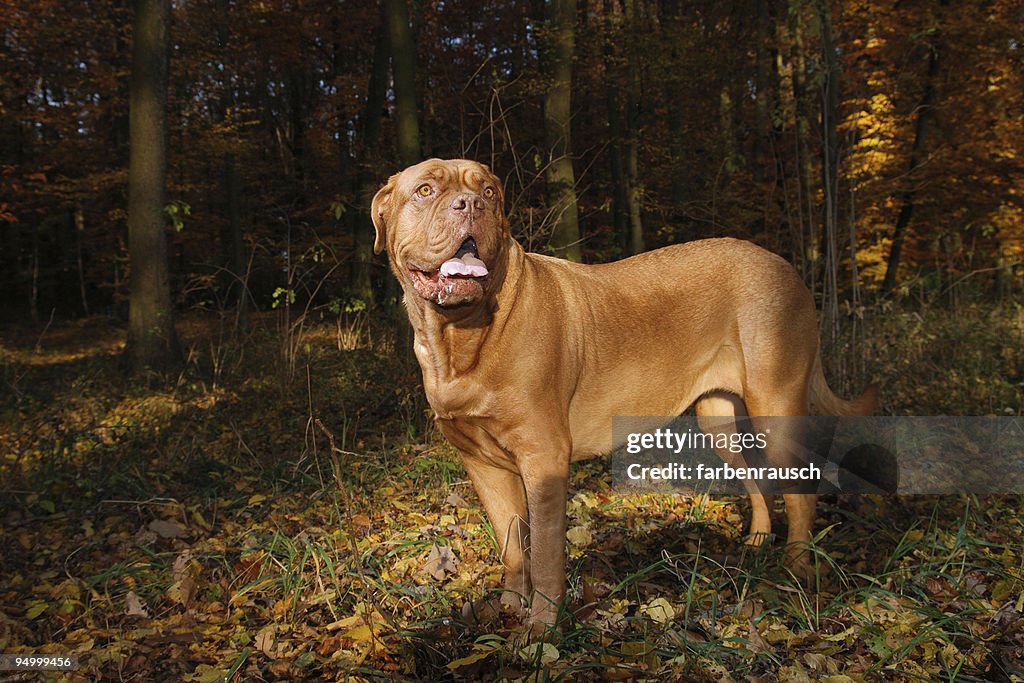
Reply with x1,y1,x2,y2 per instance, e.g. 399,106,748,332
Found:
371,158,877,632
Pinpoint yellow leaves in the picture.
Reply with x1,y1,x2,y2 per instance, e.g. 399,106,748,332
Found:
566,525,592,557
168,549,201,607
247,493,268,506
519,642,559,665
447,641,500,671
24,600,48,619
600,641,660,678
638,597,675,625
186,664,232,683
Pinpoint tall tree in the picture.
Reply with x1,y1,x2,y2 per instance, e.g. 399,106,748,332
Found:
352,4,390,308
622,0,644,255
384,0,420,353
602,0,628,246
817,0,841,339
542,0,582,262
215,0,247,327
124,0,181,373
881,2,947,295
385,0,420,167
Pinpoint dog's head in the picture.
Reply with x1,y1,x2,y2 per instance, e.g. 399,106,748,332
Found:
372,158,509,308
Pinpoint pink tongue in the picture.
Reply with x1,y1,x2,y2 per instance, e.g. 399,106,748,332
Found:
439,254,488,277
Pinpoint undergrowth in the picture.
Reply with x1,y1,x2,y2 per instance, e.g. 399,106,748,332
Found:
0,304,1021,681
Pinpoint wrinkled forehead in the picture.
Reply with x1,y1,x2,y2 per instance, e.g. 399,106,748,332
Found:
396,159,498,193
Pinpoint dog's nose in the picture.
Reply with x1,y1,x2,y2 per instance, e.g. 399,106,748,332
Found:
450,193,485,214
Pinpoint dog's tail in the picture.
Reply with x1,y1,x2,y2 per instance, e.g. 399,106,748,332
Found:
809,356,878,416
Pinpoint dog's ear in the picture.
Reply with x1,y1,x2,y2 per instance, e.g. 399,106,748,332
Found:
370,174,398,255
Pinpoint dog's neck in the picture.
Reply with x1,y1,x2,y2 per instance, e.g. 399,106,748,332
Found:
403,237,525,379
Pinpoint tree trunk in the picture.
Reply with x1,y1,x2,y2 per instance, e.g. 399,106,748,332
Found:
385,0,420,167
352,3,390,308
816,0,840,341
623,0,644,255
753,0,772,182
125,0,181,373
215,0,247,327
384,0,420,354
602,0,628,250
783,0,817,280
75,204,90,316
662,0,688,232
882,8,946,295
543,0,582,262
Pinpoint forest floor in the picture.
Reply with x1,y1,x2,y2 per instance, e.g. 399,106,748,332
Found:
1,304,1022,682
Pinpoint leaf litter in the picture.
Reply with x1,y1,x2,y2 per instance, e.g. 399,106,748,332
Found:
0,315,1022,681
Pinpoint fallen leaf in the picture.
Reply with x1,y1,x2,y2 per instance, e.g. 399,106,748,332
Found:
255,626,276,658
519,642,559,664
149,519,187,539
125,591,149,617
445,492,470,508
639,597,675,625
566,525,592,548
448,645,497,670
422,544,459,581
25,600,48,619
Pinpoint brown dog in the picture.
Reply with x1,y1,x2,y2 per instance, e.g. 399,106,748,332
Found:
372,158,876,631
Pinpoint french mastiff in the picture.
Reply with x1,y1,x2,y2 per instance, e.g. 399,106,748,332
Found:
371,158,876,632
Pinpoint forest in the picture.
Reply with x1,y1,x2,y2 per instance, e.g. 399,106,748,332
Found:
1,0,1022,680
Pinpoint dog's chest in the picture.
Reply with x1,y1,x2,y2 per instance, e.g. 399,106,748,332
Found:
422,377,491,420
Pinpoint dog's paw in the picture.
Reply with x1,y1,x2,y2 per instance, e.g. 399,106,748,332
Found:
460,591,525,627
783,544,828,588
525,615,561,642
743,530,774,547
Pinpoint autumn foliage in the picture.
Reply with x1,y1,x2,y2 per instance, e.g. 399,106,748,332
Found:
0,0,1021,320
1,0,1023,680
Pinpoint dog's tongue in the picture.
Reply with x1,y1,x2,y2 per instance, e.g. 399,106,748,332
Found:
440,253,488,277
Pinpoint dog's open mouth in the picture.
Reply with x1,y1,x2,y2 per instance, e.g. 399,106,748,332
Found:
439,237,488,277
408,237,490,306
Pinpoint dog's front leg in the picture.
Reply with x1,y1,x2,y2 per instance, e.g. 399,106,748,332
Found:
519,448,570,635
461,456,532,611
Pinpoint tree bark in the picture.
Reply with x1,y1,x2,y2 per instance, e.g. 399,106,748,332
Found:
781,0,817,279
662,0,688,231
125,0,181,373
352,3,390,308
753,0,772,182
385,0,420,167
384,0,420,353
602,0,628,249
816,0,840,338
623,0,644,255
215,0,247,327
543,0,582,262
882,9,946,295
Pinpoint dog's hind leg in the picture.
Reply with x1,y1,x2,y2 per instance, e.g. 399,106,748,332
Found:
744,392,818,581
695,392,774,547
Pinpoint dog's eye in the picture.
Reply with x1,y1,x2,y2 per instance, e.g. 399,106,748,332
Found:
483,186,495,200
416,184,433,198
